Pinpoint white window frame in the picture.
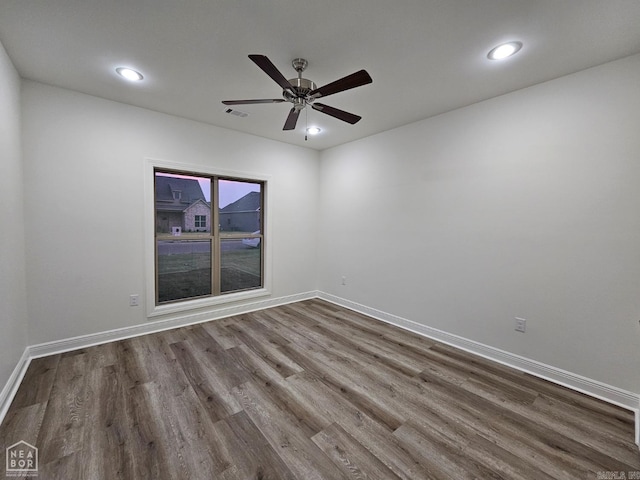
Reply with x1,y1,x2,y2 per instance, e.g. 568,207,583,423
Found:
194,215,206,229
144,157,272,319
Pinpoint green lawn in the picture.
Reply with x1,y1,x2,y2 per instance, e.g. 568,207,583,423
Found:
220,248,261,276
157,252,211,274
158,248,261,302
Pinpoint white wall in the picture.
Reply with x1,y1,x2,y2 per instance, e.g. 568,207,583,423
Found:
12,52,640,399
21,81,320,344
0,42,28,387
318,54,640,394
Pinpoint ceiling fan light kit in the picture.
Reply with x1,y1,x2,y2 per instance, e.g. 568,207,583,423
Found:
222,54,372,133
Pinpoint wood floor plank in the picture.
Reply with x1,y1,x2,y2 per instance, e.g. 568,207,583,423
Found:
289,300,438,359
80,364,131,480
170,340,243,423
530,393,640,466
277,304,432,376
228,312,291,348
522,370,636,435
257,307,325,346
9,354,60,409
280,341,408,431
201,315,249,350
222,319,304,379
118,381,174,480
412,368,634,479
313,322,428,377
1,298,637,479
39,451,80,480
286,371,436,480
232,380,349,480
300,299,439,355
247,373,331,438
279,316,421,385
82,341,120,370
0,402,47,455
402,404,558,480
141,379,223,478
35,352,91,466
201,319,245,349
124,333,234,478
312,422,404,480
394,421,501,480
174,325,251,390
115,335,176,390
173,324,225,352
219,410,298,480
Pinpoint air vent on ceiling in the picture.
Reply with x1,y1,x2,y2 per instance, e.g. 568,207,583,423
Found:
224,108,249,118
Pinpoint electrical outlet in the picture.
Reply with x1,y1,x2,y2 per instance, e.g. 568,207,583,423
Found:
129,294,140,307
515,317,526,333
341,276,347,285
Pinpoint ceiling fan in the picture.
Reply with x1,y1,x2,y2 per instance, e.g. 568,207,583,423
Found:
222,54,373,131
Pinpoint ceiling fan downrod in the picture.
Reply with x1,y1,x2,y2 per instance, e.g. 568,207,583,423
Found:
283,58,316,109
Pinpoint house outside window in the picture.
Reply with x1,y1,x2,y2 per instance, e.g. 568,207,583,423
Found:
154,169,264,304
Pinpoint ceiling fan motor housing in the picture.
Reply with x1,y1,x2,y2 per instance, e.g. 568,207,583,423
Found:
283,77,317,105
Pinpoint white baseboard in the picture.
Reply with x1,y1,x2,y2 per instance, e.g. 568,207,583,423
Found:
29,291,317,359
0,291,316,426
0,348,31,425
317,291,640,449
2,289,638,449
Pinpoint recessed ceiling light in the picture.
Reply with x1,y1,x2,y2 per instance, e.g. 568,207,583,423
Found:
487,41,523,60
306,127,321,135
116,67,144,81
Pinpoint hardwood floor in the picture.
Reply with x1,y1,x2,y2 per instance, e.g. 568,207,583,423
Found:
1,299,638,479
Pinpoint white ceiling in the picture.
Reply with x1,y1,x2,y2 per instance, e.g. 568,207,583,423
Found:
2,0,640,151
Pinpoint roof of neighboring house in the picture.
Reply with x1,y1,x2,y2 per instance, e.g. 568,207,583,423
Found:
183,198,210,212
220,191,261,213
155,176,208,212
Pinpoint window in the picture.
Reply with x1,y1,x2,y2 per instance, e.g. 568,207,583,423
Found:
154,169,264,305
194,215,206,228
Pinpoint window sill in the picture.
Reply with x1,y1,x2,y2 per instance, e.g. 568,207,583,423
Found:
147,288,271,319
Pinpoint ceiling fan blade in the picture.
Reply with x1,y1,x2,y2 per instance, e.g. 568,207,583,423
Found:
249,54,294,93
309,70,372,99
312,103,362,124
222,99,285,105
283,108,300,130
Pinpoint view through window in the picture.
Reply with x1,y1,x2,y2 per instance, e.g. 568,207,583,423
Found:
154,170,264,304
